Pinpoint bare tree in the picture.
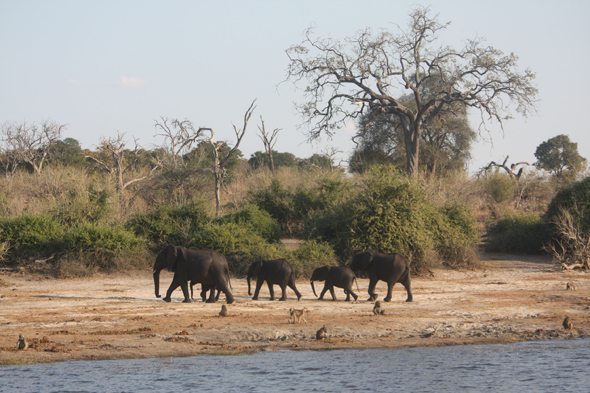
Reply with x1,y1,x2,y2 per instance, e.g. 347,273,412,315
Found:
481,156,529,180
257,116,281,173
203,100,256,216
0,120,67,174
544,206,590,271
322,145,343,172
85,132,158,193
285,7,537,175
154,117,205,169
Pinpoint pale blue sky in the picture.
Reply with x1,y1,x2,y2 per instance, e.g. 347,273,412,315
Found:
1,0,588,173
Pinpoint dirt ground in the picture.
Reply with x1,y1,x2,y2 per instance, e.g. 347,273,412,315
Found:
1,253,589,365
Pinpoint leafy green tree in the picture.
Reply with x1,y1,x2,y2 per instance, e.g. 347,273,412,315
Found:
248,151,298,170
534,134,586,179
49,138,85,168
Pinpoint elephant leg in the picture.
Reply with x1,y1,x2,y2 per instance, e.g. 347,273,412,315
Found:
206,286,216,303
383,282,395,302
402,274,413,302
319,283,329,300
367,278,378,301
344,289,351,302
268,282,276,301
279,285,288,301
180,281,191,303
216,280,235,304
164,280,181,302
288,278,302,301
252,278,265,300
328,285,337,301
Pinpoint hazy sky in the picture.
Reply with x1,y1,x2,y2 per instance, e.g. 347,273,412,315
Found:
1,0,588,173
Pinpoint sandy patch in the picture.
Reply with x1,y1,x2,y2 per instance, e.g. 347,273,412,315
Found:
1,253,589,365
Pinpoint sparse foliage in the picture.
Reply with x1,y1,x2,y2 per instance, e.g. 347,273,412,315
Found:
285,6,537,175
545,206,590,270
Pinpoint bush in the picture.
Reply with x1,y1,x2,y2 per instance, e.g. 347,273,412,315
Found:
290,240,337,277
485,213,549,254
483,172,517,204
545,176,590,234
63,223,145,253
189,222,286,274
215,204,281,242
52,183,111,226
0,214,63,254
126,200,210,248
307,166,479,269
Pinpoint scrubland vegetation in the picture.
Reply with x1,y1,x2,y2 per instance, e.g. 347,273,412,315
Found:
1,150,588,278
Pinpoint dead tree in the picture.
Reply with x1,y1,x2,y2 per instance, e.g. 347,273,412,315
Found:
544,207,590,271
204,100,256,216
322,146,343,172
85,132,158,193
481,156,529,180
0,120,66,174
154,117,204,169
257,116,281,174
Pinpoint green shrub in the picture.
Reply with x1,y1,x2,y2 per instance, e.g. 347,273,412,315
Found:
63,223,145,253
545,176,590,234
126,200,210,248
215,204,281,242
483,172,517,204
485,213,549,254
0,214,63,253
307,166,479,268
290,240,337,277
52,183,111,226
189,222,286,274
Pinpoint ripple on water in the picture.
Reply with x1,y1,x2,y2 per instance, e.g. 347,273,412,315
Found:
2,339,590,393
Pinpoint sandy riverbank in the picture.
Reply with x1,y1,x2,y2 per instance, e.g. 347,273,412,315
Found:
1,254,589,365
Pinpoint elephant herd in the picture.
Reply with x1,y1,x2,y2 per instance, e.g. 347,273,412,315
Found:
153,245,413,304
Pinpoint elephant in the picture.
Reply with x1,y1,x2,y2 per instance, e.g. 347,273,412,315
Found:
310,266,359,301
153,245,234,304
247,259,302,301
350,251,413,302
188,282,221,302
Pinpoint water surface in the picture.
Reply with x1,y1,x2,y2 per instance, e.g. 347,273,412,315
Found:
2,339,589,393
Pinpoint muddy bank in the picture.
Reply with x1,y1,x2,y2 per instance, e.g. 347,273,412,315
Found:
1,254,589,365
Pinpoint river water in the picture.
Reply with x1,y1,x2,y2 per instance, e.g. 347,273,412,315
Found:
2,339,589,393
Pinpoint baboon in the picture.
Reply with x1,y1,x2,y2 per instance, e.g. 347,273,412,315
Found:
566,280,577,291
563,316,573,330
289,308,309,324
316,325,328,340
219,304,229,317
17,334,28,350
373,301,385,315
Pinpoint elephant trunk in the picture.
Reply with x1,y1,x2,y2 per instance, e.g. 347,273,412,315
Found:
311,280,317,297
153,268,162,298
247,276,252,296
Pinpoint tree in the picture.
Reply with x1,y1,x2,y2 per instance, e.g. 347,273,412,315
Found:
202,100,256,216
257,116,281,174
85,132,159,193
481,156,529,180
154,117,204,170
534,134,586,179
285,6,537,175
248,151,298,170
49,138,86,168
0,120,67,174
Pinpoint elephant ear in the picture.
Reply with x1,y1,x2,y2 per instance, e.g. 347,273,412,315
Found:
252,260,263,278
361,252,375,270
166,246,178,272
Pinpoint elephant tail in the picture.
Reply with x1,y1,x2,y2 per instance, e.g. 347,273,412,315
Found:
354,276,360,294
226,265,233,291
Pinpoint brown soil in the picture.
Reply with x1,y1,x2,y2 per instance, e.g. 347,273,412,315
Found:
1,253,589,365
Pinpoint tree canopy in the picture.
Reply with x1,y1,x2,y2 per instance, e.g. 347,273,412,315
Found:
534,134,586,179
285,6,537,175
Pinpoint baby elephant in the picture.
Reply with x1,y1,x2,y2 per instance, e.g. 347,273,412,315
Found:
310,266,359,301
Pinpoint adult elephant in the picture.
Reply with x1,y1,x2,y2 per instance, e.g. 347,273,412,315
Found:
310,266,359,301
247,259,302,301
153,245,234,304
350,251,413,302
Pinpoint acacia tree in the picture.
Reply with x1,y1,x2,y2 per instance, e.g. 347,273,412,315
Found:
85,132,158,193
285,7,537,175
0,120,67,174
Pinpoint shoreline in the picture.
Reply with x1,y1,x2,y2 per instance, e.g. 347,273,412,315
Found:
1,254,589,366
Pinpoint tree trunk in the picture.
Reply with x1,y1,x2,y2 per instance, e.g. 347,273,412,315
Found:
403,120,421,176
